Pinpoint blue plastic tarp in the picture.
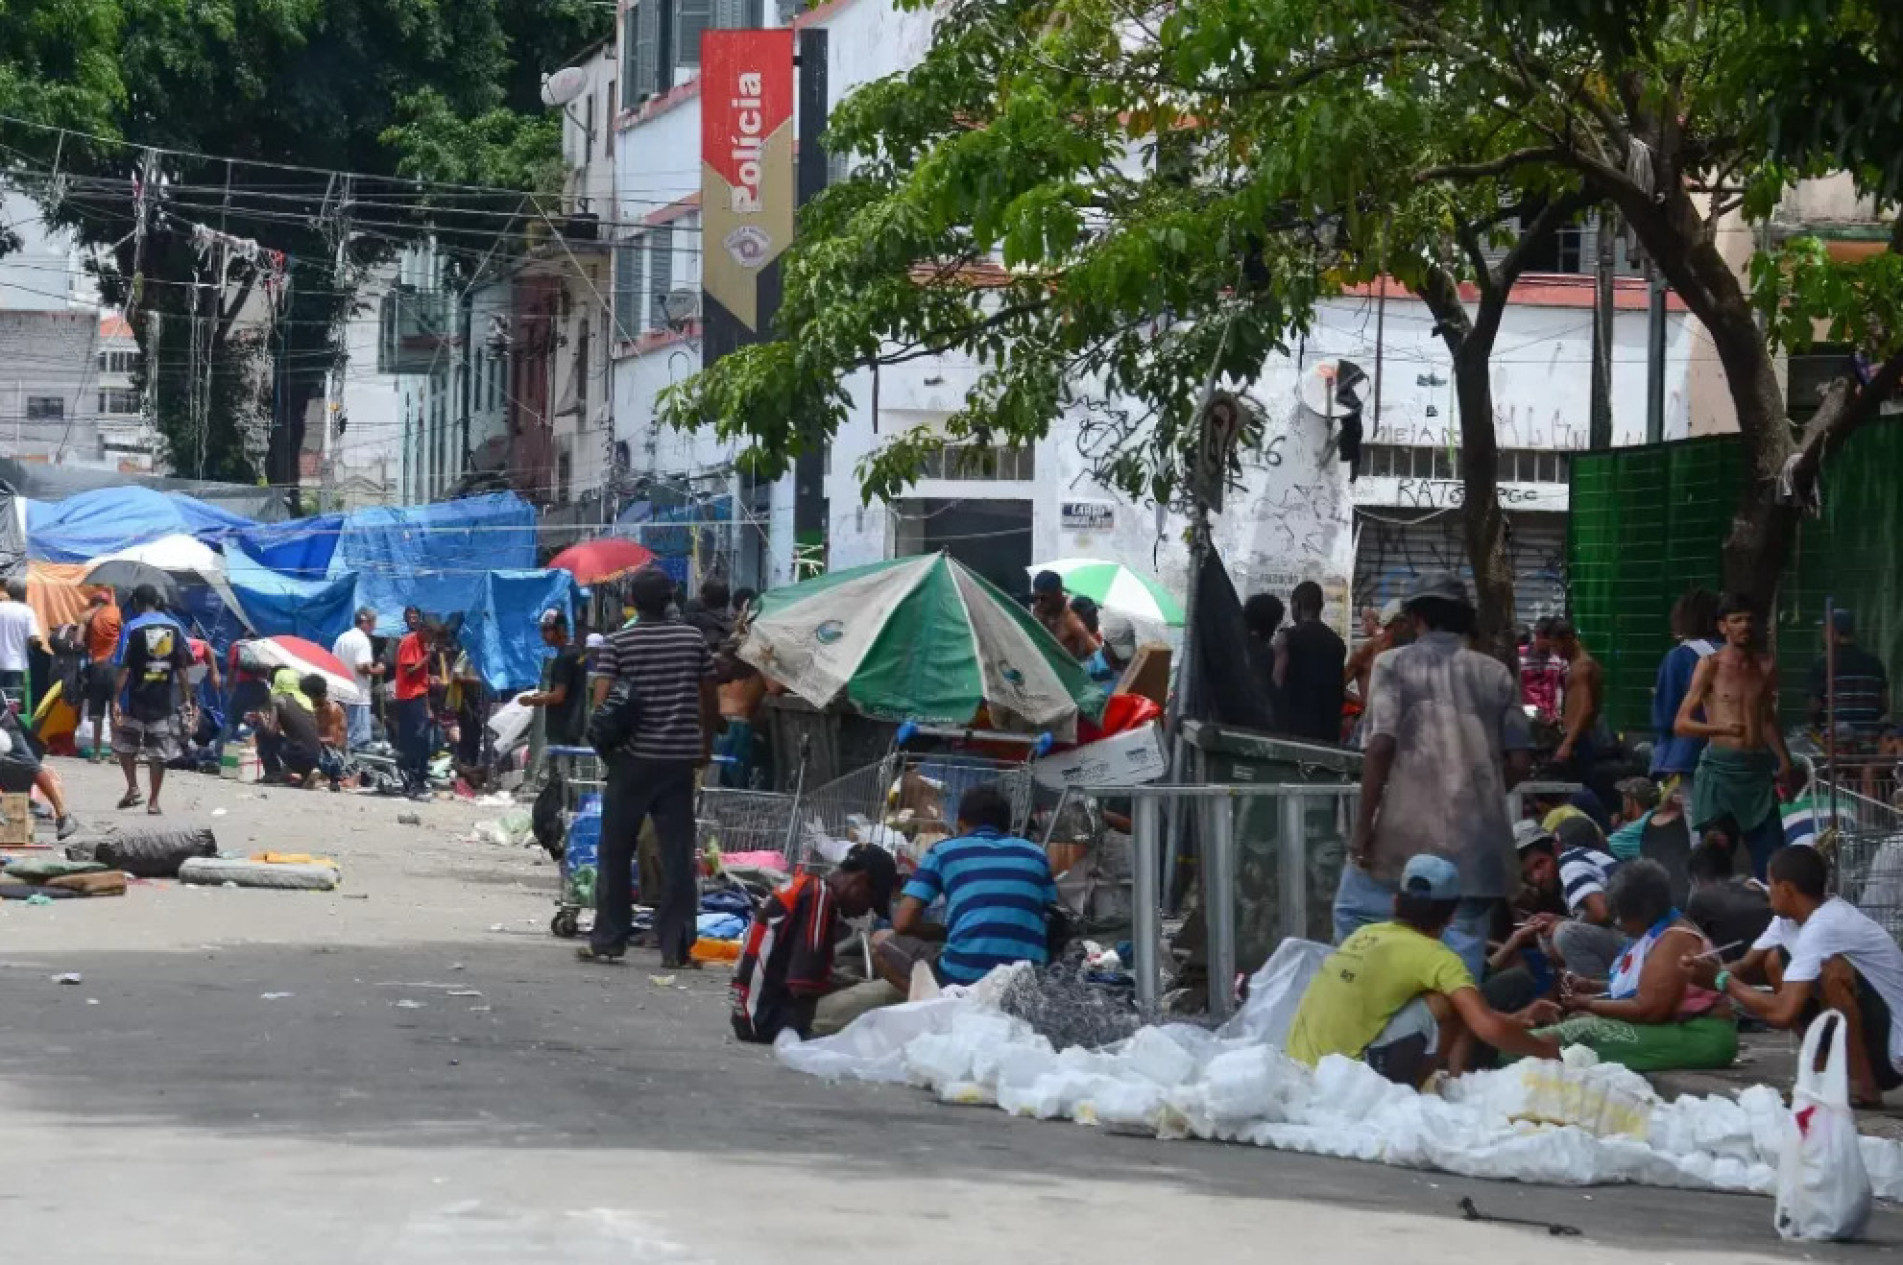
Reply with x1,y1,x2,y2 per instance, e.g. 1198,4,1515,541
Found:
231,514,342,579
224,547,360,648
457,570,579,693
331,493,536,625
26,486,258,562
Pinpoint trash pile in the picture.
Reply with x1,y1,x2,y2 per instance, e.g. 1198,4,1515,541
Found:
774,959,1903,1203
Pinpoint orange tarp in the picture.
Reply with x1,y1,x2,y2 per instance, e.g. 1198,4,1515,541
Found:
26,561,105,636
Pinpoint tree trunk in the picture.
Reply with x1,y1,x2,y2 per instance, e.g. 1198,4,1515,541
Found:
1604,184,1795,612
1451,339,1519,665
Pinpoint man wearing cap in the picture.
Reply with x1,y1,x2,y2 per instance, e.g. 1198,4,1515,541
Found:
1342,572,1532,979
1515,818,1631,981
330,607,381,751
1030,570,1100,661
1288,853,1560,1084
517,609,587,749
1343,599,1406,731
1808,608,1890,735
730,843,898,1043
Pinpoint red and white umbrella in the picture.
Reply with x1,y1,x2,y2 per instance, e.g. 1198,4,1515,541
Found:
248,635,365,704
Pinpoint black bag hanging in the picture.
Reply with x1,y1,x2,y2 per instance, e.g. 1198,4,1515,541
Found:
586,678,640,758
532,767,567,861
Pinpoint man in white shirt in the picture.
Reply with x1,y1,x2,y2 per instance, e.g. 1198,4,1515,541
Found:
330,607,381,751
1685,843,1903,1105
0,578,42,704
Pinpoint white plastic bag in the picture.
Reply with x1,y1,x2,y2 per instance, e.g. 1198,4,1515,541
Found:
1774,1010,1873,1242
1219,938,1330,1050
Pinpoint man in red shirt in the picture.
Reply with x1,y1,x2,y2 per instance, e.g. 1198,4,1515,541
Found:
393,618,435,799
731,844,896,1042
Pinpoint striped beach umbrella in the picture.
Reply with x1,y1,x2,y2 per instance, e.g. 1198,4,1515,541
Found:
739,553,1104,740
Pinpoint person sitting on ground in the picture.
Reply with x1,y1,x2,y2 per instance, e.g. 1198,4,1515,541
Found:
1605,777,1694,907
0,703,78,839
1287,853,1560,1085
731,843,899,1043
873,784,1057,990
1685,844,1903,1106
304,674,349,792
1513,819,1630,983
1683,841,1772,964
253,669,324,787
1532,859,1737,1072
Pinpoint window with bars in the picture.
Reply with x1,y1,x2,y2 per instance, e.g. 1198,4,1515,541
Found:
919,444,1036,481
647,226,675,331
96,350,137,373
1360,444,1572,484
25,396,62,420
614,240,643,341
97,388,140,415
626,0,763,106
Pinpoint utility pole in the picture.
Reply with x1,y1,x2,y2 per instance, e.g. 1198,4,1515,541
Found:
1589,211,1616,449
1645,259,1668,444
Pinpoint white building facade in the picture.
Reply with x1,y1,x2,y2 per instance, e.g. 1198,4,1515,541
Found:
609,0,1700,609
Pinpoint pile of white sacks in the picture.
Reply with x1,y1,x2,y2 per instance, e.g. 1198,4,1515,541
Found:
774,947,1903,1201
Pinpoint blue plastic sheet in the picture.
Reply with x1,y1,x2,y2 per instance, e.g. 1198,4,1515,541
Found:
330,493,536,626
231,514,342,579
26,486,259,562
457,570,579,693
223,547,360,648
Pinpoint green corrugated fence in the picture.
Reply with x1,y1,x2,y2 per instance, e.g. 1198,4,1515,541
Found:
1569,419,1903,740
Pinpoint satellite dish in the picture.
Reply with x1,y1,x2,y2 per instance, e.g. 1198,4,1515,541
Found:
1299,358,1370,418
541,66,589,108
662,287,700,330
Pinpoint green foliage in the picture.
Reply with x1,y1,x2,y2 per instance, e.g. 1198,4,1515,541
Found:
661,0,1539,506
381,90,563,194
0,0,607,482
1751,239,1903,359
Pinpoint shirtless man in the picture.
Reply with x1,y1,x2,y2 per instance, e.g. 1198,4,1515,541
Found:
1030,571,1100,660
1674,595,1795,879
1345,600,1403,707
1551,618,1603,769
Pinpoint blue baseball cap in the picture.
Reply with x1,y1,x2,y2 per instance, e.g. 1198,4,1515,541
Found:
1401,853,1461,901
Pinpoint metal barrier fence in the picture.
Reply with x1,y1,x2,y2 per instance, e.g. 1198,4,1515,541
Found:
1102,783,1361,1022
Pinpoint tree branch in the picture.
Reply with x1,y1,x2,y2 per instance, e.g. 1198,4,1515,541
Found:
1418,147,1568,184
1496,190,1592,287
1790,350,1903,495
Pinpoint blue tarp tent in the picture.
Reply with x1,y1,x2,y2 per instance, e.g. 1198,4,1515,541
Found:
26,486,258,562
460,570,579,692
231,514,343,579
332,493,537,629
224,547,360,648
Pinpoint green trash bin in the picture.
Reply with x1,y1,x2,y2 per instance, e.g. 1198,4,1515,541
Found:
1180,720,1361,976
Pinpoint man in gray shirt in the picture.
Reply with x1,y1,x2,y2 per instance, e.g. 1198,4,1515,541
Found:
1340,573,1532,978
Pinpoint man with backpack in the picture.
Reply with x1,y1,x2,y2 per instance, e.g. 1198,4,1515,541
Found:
583,566,720,968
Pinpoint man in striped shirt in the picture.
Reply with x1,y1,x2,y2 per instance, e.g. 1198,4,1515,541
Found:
582,567,720,967
1517,818,1630,982
873,784,1057,988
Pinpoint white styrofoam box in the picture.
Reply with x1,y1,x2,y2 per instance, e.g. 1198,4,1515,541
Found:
1033,722,1168,790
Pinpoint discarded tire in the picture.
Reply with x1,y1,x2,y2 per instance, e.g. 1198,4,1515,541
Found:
90,828,218,878
177,858,341,891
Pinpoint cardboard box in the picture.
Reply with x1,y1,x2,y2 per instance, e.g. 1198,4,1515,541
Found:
0,793,32,847
1032,723,1168,791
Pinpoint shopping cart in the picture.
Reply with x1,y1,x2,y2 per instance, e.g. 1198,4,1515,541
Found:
547,745,608,939
789,722,1050,868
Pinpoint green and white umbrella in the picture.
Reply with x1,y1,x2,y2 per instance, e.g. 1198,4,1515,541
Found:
1028,557,1185,626
740,553,1105,740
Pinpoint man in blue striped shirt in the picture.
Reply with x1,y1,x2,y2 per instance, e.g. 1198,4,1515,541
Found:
873,784,1057,988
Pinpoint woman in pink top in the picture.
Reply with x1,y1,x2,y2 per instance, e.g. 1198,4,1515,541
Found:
1520,858,1738,1071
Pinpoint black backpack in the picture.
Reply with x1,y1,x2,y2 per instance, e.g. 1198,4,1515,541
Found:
587,677,639,758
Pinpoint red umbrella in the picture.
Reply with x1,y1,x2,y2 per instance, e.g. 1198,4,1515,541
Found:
250,635,364,704
548,537,657,585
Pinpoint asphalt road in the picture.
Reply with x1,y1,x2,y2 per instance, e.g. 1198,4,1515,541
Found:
2,759,1899,1263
